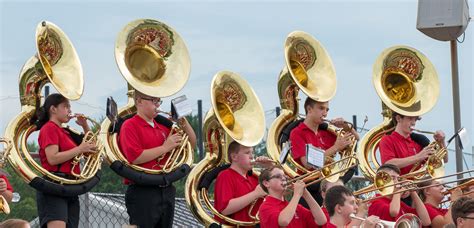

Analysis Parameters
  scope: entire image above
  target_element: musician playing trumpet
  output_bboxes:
[379,112,447,176]
[214,141,274,225]
[119,90,196,228]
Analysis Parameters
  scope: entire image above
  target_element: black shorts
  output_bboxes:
[36,191,80,228]
[125,184,176,228]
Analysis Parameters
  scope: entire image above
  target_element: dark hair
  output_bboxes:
[325,185,354,217]
[30,93,68,129]
[391,111,404,125]
[304,97,318,115]
[451,196,474,225]
[258,165,280,193]
[377,163,401,175]
[227,141,242,162]
[416,177,433,202]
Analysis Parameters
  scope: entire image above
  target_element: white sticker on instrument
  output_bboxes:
[306,144,325,168]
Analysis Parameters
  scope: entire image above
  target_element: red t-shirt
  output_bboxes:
[259,195,319,228]
[424,203,447,226]
[38,121,80,175]
[214,168,262,224]
[0,175,13,192]
[368,194,417,222]
[119,115,171,185]
[289,122,336,170]
[379,131,423,175]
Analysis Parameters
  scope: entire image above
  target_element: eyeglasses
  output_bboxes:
[269,174,288,181]
[462,216,474,220]
[141,97,163,105]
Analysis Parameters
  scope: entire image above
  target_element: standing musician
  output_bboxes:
[451,196,474,228]
[289,97,358,206]
[417,178,462,227]
[214,141,273,224]
[119,90,196,228]
[0,174,13,203]
[324,185,380,228]
[379,112,447,176]
[258,166,327,228]
[367,164,431,226]
[34,93,96,228]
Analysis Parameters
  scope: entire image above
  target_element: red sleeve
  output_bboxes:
[298,205,319,227]
[290,128,306,161]
[258,201,281,228]
[0,175,13,192]
[379,136,396,164]
[214,171,233,212]
[119,122,144,163]
[368,199,395,221]
[39,124,59,149]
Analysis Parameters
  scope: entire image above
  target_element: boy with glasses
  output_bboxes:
[451,196,474,228]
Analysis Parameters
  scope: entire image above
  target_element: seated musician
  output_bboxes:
[324,185,380,228]
[367,164,431,226]
[258,166,327,228]
[214,141,273,224]
[417,177,462,227]
[379,112,447,176]
[0,174,13,203]
[119,90,196,228]
[289,97,358,206]
[451,196,474,228]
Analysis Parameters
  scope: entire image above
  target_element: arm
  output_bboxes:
[279,180,305,226]
[132,133,181,164]
[221,185,266,215]
[179,117,197,149]
[411,192,431,226]
[389,193,402,217]
[45,141,95,166]
[385,145,434,169]
[302,189,327,225]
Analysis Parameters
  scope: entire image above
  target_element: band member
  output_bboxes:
[451,196,474,228]
[119,90,196,228]
[379,112,447,176]
[214,141,273,224]
[320,178,343,221]
[417,178,462,227]
[0,174,13,203]
[324,185,380,228]
[367,164,431,226]
[258,166,327,227]
[34,93,96,228]
[289,97,358,206]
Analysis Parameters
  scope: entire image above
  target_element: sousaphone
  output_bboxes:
[1,21,102,196]
[185,71,265,227]
[100,19,193,186]
[357,45,440,180]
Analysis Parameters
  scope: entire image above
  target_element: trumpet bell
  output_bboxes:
[115,19,191,98]
[373,46,439,116]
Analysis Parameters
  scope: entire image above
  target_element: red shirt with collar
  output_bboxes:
[379,131,423,175]
[214,168,262,223]
[119,115,171,184]
[368,194,417,222]
[0,175,13,192]
[38,121,80,175]
[290,122,336,170]
[424,203,447,225]
[258,195,319,228]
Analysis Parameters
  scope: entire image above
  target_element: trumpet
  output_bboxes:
[408,128,447,179]
[67,113,103,179]
[350,213,422,228]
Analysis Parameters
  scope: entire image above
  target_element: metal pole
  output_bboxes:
[198,100,204,160]
[450,40,463,179]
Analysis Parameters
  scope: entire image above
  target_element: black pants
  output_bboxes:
[125,184,176,228]
[36,191,80,228]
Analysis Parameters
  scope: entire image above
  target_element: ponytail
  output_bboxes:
[31,93,68,129]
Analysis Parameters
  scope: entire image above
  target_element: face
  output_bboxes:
[264,168,288,193]
[50,101,71,123]
[136,96,162,119]
[231,146,254,171]
[336,194,358,220]
[307,101,329,124]
[424,180,445,202]
[457,212,474,228]
[396,115,419,135]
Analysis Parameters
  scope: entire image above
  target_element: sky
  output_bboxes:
[1,0,473,174]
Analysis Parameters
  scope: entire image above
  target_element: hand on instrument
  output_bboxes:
[253,185,267,198]
[450,188,463,202]
[334,133,353,151]
[292,180,305,197]
[416,144,435,161]
[74,114,88,128]
[433,130,446,146]
[78,140,96,154]
[0,179,7,193]
[330,117,347,128]
[253,156,274,168]
[164,133,182,151]
[361,215,381,228]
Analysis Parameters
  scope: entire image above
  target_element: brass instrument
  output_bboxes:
[68,114,104,179]
[408,129,447,179]
[185,71,265,227]
[0,138,12,214]
[357,46,440,181]
[1,21,102,196]
[350,213,422,228]
[100,19,193,179]
[267,31,356,182]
